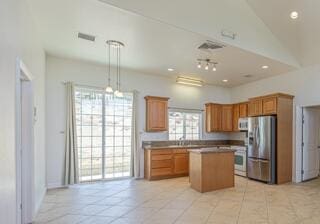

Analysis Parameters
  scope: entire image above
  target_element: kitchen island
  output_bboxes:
[189,148,236,193]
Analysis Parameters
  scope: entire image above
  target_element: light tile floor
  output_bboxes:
[34,176,320,224]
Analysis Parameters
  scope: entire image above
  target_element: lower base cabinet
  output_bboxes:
[174,154,189,174]
[144,149,189,180]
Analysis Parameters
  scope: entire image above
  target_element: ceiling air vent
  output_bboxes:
[78,32,96,42]
[198,40,225,51]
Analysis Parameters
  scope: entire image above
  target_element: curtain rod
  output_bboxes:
[168,106,204,112]
[61,81,140,94]
[61,81,104,90]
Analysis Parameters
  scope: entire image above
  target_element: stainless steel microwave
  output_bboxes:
[238,118,248,131]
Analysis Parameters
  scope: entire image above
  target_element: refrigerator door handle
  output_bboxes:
[256,125,260,149]
[253,126,257,149]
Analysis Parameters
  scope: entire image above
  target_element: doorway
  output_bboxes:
[15,59,34,224]
[299,106,320,182]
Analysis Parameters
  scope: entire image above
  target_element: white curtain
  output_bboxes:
[64,82,79,185]
[131,90,141,178]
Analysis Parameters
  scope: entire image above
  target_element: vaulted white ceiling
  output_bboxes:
[28,0,303,87]
[247,0,320,66]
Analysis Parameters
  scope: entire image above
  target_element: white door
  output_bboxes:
[302,108,320,181]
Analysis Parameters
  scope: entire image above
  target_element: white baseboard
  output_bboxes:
[47,182,65,189]
[33,186,46,219]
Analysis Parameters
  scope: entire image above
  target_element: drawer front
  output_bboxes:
[151,168,172,176]
[173,149,188,154]
[151,149,173,155]
[151,159,172,169]
[151,154,172,161]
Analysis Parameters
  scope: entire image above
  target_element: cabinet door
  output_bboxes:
[212,104,222,131]
[248,100,263,116]
[174,154,189,174]
[233,104,240,131]
[146,98,168,131]
[263,97,277,115]
[205,104,222,132]
[221,105,233,131]
[239,103,248,118]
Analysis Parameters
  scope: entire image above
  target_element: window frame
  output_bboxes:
[168,108,203,141]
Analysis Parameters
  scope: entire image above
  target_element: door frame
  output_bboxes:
[15,58,34,224]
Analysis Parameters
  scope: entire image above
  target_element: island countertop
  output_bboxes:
[188,148,236,154]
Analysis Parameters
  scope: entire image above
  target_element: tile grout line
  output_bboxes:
[235,179,248,224]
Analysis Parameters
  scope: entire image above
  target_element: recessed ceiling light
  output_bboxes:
[168,68,174,72]
[262,65,269,69]
[222,79,228,82]
[290,11,298,19]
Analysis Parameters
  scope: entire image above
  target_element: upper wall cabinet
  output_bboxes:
[262,97,277,115]
[248,99,263,117]
[239,102,248,118]
[248,93,293,117]
[205,103,233,132]
[205,103,222,132]
[145,96,169,132]
[221,105,233,132]
[233,104,240,131]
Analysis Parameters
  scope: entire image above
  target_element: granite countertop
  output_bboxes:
[188,148,237,154]
[143,144,243,150]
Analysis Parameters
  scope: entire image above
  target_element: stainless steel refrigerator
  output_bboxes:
[247,116,276,184]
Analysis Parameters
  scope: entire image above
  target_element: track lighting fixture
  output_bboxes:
[197,59,218,72]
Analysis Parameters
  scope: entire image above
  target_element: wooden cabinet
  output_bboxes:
[205,103,234,132]
[205,103,233,132]
[221,105,233,132]
[248,99,263,117]
[145,96,169,132]
[144,148,189,180]
[189,150,235,192]
[233,104,240,131]
[263,97,277,115]
[173,154,189,174]
[205,103,222,132]
[239,102,248,118]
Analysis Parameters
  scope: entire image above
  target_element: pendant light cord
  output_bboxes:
[108,43,111,86]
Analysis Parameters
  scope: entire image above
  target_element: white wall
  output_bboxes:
[231,63,320,182]
[0,0,46,223]
[231,64,320,106]
[45,56,232,187]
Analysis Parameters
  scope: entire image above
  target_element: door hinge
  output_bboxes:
[20,203,22,210]
[301,170,304,175]
[302,142,304,147]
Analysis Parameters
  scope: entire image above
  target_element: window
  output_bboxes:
[169,110,202,140]
[75,87,133,182]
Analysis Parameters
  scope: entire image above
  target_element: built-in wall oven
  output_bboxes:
[232,146,247,177]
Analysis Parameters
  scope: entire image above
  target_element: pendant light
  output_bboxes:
[105,41,113,93]
[106,40,125,97]
[114,43,123,97]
